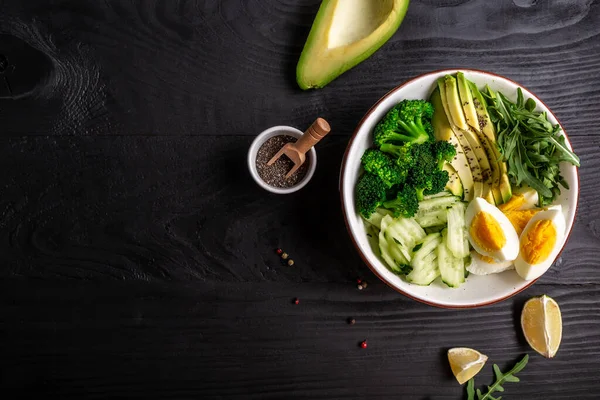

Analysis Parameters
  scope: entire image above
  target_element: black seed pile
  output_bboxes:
[255,135,310,188]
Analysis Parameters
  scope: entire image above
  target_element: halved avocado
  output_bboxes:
[296,0,410,89]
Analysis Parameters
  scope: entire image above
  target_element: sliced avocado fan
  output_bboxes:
[296,0,410,90]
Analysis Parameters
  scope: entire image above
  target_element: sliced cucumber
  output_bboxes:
[395,217,427,244]
[407,233,442,285]
[422,191,454,200]
[415,209,447,228]
[446,202,470,258]
[379,216,410,273]
[438,229,466,288]
[416,195,460,218]
[425,225,446,235]
[363,208,393,229]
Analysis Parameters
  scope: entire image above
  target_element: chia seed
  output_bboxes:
[256,135,310,188]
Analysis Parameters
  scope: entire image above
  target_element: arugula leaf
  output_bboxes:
[467,379,475,400]
[485,86,580,206]
[465,354,529,400]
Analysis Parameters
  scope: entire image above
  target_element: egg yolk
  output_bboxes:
[505,209,540,236]
[498,194,525,212]
[470,211,506,252]
[480,254,498,264]
[520,220,557,265]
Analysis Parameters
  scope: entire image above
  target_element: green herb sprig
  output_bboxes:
[466,354,529,400]
[484,86,580,206]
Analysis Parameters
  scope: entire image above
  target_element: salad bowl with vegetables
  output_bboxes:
[340,69,579,308]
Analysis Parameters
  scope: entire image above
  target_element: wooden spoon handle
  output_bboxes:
[293,118,331,155]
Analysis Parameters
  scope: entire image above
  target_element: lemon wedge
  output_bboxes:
[447,347,488,384]
[521,295,562,358]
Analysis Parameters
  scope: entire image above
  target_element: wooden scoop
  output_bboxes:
[267,118,331,178]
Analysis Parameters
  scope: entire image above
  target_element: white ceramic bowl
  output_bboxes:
[248,125,317,194]
[340,69,579,308]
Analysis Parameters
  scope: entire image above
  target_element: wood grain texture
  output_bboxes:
[0,0,598,137]
[0,134,597,284]
[0,0,599,399]
[2,281,600,399]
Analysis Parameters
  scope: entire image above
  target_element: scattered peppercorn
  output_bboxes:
[281,252,289,260]
[287,259,294,266]
[293,298,299,305]
[356,278,363,284]
[276,248,283,255]
[358,284,364,290]
[347,317,356,325]
[361,281,368,289]
[360,340,367,349]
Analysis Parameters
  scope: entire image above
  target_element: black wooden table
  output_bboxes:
[1,1,599,399]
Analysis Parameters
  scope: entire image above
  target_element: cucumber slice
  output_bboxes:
[422,191,454,200]
[438,230,466,288]
[425,225,446,235]
[382,216,412,257]
[446,202,470,258]
[363,208,392,229]
[416,195,459,218]
[415,209,447,228]
[407,233,442,285]
[379,216,410,273]
[395,217,427,244]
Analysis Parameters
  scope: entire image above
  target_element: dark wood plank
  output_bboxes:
[2,281,599,399]
[0,1,598,399]
[0,134,597,284]
[0,0,598,137]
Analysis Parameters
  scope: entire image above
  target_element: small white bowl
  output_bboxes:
[340,69,579,308]
[248,125,317,194]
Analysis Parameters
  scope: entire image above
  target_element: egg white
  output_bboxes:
[466,197,520,262]
[466,250,514,276]
[514,186,539,210]
[515,209,566,281]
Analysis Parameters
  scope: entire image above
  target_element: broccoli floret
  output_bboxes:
[382,185,419,218]
[431,140,457,169]
[356,173,387,219]
[361,149,406,188]
[403,142,439,200]
[424,170,450,195]
[373,100,434,147]
[379,143,415,169]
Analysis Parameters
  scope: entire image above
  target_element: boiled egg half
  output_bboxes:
[467,250,514,276]
[514,209,566,280]
[465,198,520,262]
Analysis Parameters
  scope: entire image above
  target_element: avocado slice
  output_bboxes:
[296,0,410,89]
[475,83,512,203]
[443,162,463,198]
[444,75,498,203]
[430,88,473,201]
[440,77,488,199]
[457,73,502,205]
[457,72,480,132]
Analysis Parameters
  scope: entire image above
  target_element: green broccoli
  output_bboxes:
[379,143,415,169]
[361,149,406,188]
[424,170,450,195]
[356,173,387,219]
[382,185,419,218]
[373,100,434,147]
[404,142,450,200]
[431,140,457,169]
